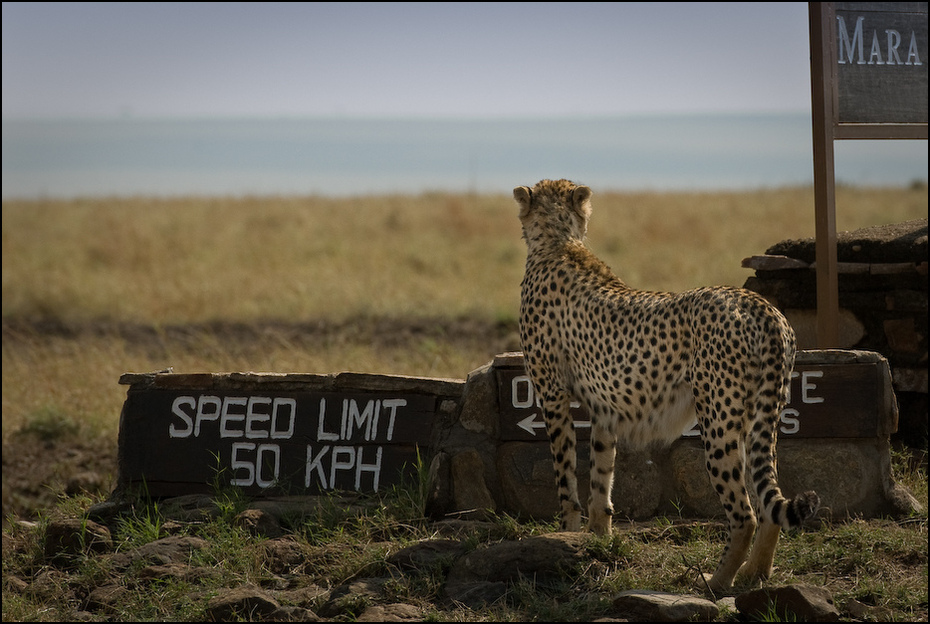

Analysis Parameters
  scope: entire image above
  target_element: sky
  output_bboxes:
[2,2,815,119]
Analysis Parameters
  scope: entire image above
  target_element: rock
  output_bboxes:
[274,583,328,607]
[444,533,587,607]
[264,605,320,621]
[43,518,112,565]
[735,583,839,621]
[108,535,207,569]
[84,583,129,615]
[450,449,496,516]
[445,580,509,608]
[424,451,454,517]
[317,578,387,618]
[386,538,465,571]
[262,537,307,574]
[764,219,927,264]
[612,589,719,622]
[842,597,894,621]
[136,562,219,584]
[205,585,281,621]
[157,494,221,522]
[356,603,423,621]
[85,499,130,523]
[235,507,283,538]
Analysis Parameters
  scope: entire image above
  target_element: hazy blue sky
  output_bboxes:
[2,2,814,119]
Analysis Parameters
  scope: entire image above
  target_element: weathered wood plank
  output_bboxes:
[495,352,890,442]
[117,380,448,497]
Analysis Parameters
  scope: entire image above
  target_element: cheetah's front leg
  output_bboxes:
[542,393,583,531]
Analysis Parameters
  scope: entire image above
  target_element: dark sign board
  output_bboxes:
[496,361,886,442]
[118,388,436,497]
[835,2,928,124]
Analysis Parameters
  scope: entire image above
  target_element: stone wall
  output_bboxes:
[741,218,927,447]
[426,350,921,523]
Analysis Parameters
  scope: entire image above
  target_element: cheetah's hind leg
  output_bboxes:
[736,517,781,586]
[586,416,615,535]
[542,393,583,531]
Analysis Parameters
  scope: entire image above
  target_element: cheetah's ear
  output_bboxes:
[513,186,532,219]
[571,185,592,222]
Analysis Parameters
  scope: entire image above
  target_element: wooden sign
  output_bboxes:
[116,372,457,497]
[835,2,928,125]
[809,2,927,348]
[495,356,891,442]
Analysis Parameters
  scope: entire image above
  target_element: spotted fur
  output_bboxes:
[515,179,819,592]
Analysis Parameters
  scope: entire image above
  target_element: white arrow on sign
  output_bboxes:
[517,412,592,436]
[516,413,702,438]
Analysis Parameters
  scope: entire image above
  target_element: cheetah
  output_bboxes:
[514,179,819,593]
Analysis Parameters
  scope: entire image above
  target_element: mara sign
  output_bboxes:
[835,2,928,124]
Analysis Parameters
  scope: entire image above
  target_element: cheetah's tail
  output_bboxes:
[770,490,821,529]
[754,316,820,530]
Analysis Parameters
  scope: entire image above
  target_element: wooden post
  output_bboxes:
[810,2,840,348]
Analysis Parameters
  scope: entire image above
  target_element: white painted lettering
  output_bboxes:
[838,15,866,64]
[837,15,922,69]
[254,443,280,488]
[869,30,885,64]
[245,396,271,439]
[230,442,255,486]
[305,444,330,488]
[229,442,280,488]
[886,29,903,65]
[330,445,356,487]
[220,396,247,438]
[316,398,339,441]
[270,398,296,439]
[779,408,801,435]
[340,399,349,439]
[194,395,222,437]
[510,374,579,410]
[169,396,195,438]
[906,31,922,65]
[381,399,407,441]
[512,375,535,408]
[355,446,382,491]
[370,399,382,440]
[347,399,376,441]
[801,371,825,404]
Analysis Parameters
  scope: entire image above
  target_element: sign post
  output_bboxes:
[808,2,927,347]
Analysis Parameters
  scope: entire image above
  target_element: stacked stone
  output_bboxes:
[742,218,927,447]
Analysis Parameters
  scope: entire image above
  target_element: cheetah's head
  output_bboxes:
[513,179,592,247]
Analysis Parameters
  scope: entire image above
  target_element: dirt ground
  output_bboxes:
[2,429,118,525]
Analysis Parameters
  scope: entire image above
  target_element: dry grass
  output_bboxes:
[2,184,926,439]
[4,186,925,325]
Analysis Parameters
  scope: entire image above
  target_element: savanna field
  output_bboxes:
[2,185,928,621]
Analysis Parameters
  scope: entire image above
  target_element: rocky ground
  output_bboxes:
[4,424,925,621]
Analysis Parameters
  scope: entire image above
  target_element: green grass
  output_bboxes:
[2,449,926,622]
